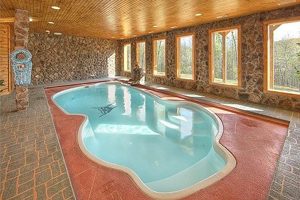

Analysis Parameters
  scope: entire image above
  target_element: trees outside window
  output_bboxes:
[210,27,241,86]
[136,41,146,73]
[124,44,131,72]
[265,19,300,95]
[153,39,166,76]
[176,34,194,80]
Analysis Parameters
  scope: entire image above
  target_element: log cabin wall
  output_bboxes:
[117,5,300,111]
[0,24,11,95]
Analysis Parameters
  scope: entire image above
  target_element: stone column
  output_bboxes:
[14,9,30,110]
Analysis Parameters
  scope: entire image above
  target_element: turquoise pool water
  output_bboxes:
[53,82,227,194]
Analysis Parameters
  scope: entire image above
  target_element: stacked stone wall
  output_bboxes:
[28,33,118,85]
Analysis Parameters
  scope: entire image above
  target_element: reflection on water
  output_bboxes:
[92,84,214,147]
[108,84,116,104]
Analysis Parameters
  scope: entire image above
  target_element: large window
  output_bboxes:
[123,43,131,72]
[176,34,195,80]
[265,18,300,95]
[153,38,166,76]
[136,41,146,73]
[209,27,241,86]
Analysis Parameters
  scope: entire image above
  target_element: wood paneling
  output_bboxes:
[0,24,11,95]
[0,0,299,39]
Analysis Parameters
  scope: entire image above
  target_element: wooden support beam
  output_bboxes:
[0,17,15,23]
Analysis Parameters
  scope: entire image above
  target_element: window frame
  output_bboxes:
[263,17,300,97]
[123,43,131,72]
[176,33,195,81]
[209,25,242,88]
[152,37,166,76]
[136,40,146,72]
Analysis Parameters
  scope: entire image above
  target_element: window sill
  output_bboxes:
[210,82,241,89]
[153,74,165,77]
[265,89,300,98]
[176,77,195,82]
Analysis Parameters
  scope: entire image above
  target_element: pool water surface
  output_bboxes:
[52,82,235,199]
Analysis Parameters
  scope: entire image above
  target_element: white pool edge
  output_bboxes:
[51,81,236,200]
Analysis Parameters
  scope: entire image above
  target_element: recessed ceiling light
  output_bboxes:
[46,30,50,33]
[48,21,54,24]
[29,17,33,22]
[153,25,157,28]
[51,6,60,10]
[195,13,202,16]
[54,32,62,35]
[277,1,295,6]
[216,15,228,19]
[170,26,177,29]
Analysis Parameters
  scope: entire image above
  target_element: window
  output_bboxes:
[153,38,166,76]
[136,41,146,73]
[265,18,300,95]
[123,43,131,72]
[209,27,241,86]
[176,34,195,80]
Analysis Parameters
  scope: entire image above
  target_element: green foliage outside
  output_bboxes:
[137,42,146,72]
[274,38,300,92]
[156,40,165,73]
[0,80,4,93]
[124,45,131,71]
[179,36,193,79]
[213,30,238,84]
[297,42,300,79]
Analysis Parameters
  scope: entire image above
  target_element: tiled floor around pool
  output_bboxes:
[1,78,299,200]
[45,81,289,200]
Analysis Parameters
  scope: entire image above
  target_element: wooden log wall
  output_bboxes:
[0,24,11,95]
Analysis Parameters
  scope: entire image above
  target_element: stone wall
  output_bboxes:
[28,33,118,85]
[117,5,300,111]
[14,9,30,110]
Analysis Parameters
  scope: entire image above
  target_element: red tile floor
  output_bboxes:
[45,81,289,200]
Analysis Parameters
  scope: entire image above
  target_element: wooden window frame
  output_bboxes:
[152,37,166,76]
[263,16,300,97]
[176,33,195,81]
[209,26,242,88]
[123,43,131,72]
[136,40,146,72]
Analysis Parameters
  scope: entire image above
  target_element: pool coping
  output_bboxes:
[50,81,237,200]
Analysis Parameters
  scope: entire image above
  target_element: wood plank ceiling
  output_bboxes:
[0,0,299,39]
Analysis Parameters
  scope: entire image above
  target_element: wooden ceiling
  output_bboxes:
[0,0,299,39]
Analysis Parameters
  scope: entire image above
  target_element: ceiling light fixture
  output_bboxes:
[46,30,50,34]
[195,13,202,16]
[29,17,33,22]
[54,32,62,35]
[51,6,60,10]
[48,21,54,24]
[170,26,177,29]
[153,25,157,28]
[216,15,228,19]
